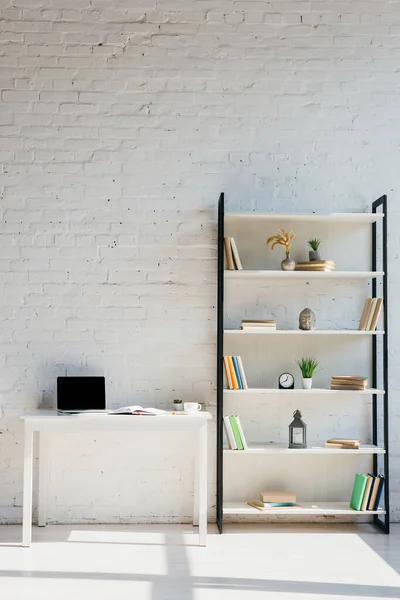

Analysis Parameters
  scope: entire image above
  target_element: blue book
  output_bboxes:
[374,476,385,510]
[232,356,243,389]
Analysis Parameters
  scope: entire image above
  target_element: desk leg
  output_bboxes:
[197,422,207,547]
[193,445,199,527]
[38,432,47,527]
[22,426,34,547]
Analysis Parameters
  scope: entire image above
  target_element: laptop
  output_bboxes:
[57,376,107,414]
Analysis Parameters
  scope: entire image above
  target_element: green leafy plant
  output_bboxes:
[296,357,320,379]
[173,398,182,404]
[308,238,321,251]
[266,229,295,256]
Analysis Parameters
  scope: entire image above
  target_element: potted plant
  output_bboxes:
[296,357,320,389]
[266,229,296,271]
[308,238,321,261]
[173,398,183,411]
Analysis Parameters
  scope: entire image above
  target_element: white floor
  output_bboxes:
[0,523,399,600]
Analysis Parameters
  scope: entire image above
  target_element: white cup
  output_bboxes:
[184,402,202,413]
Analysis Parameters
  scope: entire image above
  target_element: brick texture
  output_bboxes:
[0,0,399,523]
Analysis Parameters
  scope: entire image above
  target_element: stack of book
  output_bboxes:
[224,237,242,270]
[295,260,335,272]
[358,298,383,331]
[350,473,385,511]
[330,376,368,391]
[247,491,299,511]
[241,319,276,332]
[224,415,247,450]
[223,356,248,390]
[325,437,361,450]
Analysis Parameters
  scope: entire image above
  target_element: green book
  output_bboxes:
[350,473,368,510]
[229,416,244,450]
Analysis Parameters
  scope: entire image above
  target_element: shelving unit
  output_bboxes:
[216,194,389,534]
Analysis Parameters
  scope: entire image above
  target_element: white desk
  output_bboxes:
[21,411,211,547]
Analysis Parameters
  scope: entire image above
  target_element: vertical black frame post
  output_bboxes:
[372,195,389,534]
[217,193,224,533]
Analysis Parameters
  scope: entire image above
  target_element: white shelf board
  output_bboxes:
[223,444,385,455]
[224,388,384,395]
[224,329,384,336]
[225,270,384,280]
[225,212,384,223]
[223,501,385,516]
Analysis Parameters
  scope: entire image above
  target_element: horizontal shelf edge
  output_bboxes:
[223,501,385,516]
[224,330,384,335]
[225,270,384,279]
[223,444,385,455]
[225,213,384,223]
[223,388,385,395]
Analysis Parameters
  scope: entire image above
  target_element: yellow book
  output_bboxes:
[365,298,378,331]
[358,298,372,331]
[227,356,239,390]
[224,237,234,270]
[369,298,383,331]
[230,237,243,270]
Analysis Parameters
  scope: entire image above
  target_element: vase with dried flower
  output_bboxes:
[266,229,296,271]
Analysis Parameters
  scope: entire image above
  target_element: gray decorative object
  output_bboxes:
[281,254,296,271]
[299,308,316,330]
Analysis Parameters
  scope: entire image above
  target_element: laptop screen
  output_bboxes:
[57,376,106,411]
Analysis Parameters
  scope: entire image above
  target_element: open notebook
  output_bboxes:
[109,406,166,416]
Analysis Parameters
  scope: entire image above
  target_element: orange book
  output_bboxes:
[227,356,239,390]
[223,356,233,389]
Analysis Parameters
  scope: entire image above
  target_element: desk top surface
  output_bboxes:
[21,410,212,421]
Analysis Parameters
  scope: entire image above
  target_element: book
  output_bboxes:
[232,356,243,389]
[236,356,248,390]
[223,416,237,450]
[235,414,248,450]
[373,476,385,510]
[260,491,296,503]
[247,501,300,511]
[359,298,373,331]
[327,438,361,445]
[251,500,295,508]
[240,327,277,332]
[365,298,378,331]
[361,475,374,510]
[230,237,243,270]
[369,298,383,331]
[325,442,360,449]
[109,406,166,416]
[367,474,381,510]
[229,415,244,450]
[224,237,234,270]
[350,473,368,510]
[227,356,239,390]
[223,356,233,389]
[241,320,275,326]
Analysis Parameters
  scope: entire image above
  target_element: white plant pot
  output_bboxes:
[302,378,312,389]
[173,403,183,411]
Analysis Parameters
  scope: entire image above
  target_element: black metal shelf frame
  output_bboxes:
[216,194,389,534]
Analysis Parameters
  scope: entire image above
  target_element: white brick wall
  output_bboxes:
[0,0,399,523]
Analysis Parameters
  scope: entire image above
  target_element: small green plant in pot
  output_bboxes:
[173,398,183,411]
[296,357,320,389]
[308,238,321,261]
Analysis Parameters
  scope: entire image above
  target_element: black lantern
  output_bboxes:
[289,410,307,449]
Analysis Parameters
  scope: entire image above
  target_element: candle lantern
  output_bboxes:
[289,409,307,449]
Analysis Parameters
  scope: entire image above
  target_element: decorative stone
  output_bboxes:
[299,308,316,330]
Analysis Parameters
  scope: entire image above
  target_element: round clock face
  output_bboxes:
[279,373,294,388]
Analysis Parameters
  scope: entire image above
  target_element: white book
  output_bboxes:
[237,356,248,389]
[223,415,237,449]
[235,415,248,450]
[230,237,243,270]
